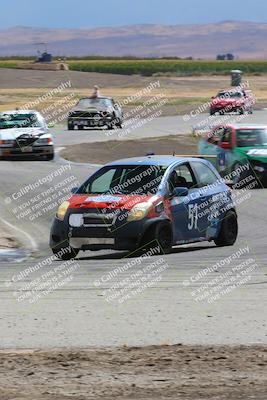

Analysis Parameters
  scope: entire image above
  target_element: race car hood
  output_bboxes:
[0,127,46,141]
[237,146,267,163]
[68,194,159,210]
[212,97,243,106]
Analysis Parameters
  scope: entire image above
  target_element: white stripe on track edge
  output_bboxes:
[0,217,38,252]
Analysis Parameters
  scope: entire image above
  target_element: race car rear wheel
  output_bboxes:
[142,222,173,254]
[78,125,84,130]
[214,210,238,247]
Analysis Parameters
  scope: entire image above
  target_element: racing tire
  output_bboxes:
[52,244,79,260]
[68,122,74,130]
[239,108,244,115]
[78,125,84,130]
[141,222,173,254]
[214,210,238,247]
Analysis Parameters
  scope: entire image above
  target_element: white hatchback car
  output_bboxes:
[0,110,54,160]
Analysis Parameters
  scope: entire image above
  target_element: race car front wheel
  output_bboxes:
[141,222,173,254]
[68,122,74,130]
[214,210,238,247]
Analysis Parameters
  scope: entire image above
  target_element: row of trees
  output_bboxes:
[216,53,235,60]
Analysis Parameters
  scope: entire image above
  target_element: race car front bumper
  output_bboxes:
[211,105,243,114]
[50,209,167,252]
[68,117,113,128]
[0,145,54,158]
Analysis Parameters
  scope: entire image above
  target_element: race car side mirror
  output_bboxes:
[172,187,189,197]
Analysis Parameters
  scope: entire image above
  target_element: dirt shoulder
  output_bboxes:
[0,225,19,249]
[0,344,266,400]
[61,134,198,164]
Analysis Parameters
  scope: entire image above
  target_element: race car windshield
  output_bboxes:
[236,129,267,147]
[0,113,41,129]
[77,98,112,108]
[218,92,243,98]
[77,165,166,195]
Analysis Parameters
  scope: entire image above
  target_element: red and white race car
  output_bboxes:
[210,89,255,115]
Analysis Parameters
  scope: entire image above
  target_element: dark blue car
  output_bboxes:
[50,155,238,259]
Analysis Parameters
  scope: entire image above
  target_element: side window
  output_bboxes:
[192,162,219,188]
[168,163,197,192]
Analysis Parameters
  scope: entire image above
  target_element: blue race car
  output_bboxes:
[50,155,238,259]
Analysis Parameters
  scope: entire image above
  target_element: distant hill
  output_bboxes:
[0,21,267,58]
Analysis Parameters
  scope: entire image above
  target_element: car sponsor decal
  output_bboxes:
[84,195,122,203]
[247,149,267,157]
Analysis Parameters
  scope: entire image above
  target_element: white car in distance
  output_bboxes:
[0,110,54,160]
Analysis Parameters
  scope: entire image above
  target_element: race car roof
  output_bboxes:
[105,155,205,167]
[212,123,267,130]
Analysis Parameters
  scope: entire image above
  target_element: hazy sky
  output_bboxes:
[1,0,267,29]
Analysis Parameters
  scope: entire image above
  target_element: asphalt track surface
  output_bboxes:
[0,112,267,349]
[53,110,267,146]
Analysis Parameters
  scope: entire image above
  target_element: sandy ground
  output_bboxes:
[61,134,198,164]
[0,226,18,249]
[0,345,266,400]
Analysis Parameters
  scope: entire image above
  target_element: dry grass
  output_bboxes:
[1,72,267,115]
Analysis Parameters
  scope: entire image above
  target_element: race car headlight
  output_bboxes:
[69,213,84,227]
[56,201,70,220]
[127,202,151,222]
[0,139,15,146]
[34,137,53,145]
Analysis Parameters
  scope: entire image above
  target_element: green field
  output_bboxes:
[0,60,19,69]
[68,60,267,76]
[1,58,267,76]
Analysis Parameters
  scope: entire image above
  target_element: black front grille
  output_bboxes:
[14,134,39,148]
[70,111,100,119]
[83,215,114,226]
